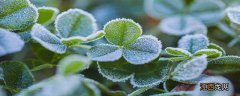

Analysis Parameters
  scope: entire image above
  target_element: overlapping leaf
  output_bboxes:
[37,7,59,25]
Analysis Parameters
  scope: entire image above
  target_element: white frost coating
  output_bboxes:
[165,47,192,57]
[37,6,59,25]
[194,49,222,58]
[226,6,240,25]
[31,24,67,54]
[160,16,207,36]
[194,76,234,96]
[87,44,123,62]
[0,28,24,56]
[178,34,209,53]
[55,8,97,38]
[172,55,207,81]
[123,35,162,64]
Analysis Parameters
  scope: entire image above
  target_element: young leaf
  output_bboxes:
[194,49,222,58]
[85,30,105,42]
[104,18,142,46]
[0,28,24,56]
[178,34,209,53]
[226,6,240,25]
[144,0,184,19]
[57,54,92,76]
[123,35,162,64]
[31,24,67,54]
[208,43,226,56]
[98,58,172,87]
[165,47,192,57]
[55,9,97,38]
[208,56,240,74]
[37,7,59,25]
[0,61,34,90]
[171,55,207,81]
[194,76,233,96]
[189,0,225,26]
[160,16,207,36]
[0,0,38,30]
[87,44,123,62]
[61,36,87,46]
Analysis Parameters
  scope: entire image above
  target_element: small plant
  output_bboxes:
[0,0,240,96]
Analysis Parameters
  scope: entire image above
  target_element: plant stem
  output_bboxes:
[128,86,153,96]
[163,81,169,92]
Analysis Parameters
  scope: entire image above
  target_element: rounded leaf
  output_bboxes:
[178,34,209,53]
[165,47,192,57]
[55,9,97,38]
[144,0,184,19]
[208,43,226,56]
[194,49,222,58]
[0,0,38,30]
[37,7,59,25]
[160,16,207,36]
[61,36,87,46]
[171,55,208,81]
[123,35,162,64]
[104,18,142,46]
[87,44,123,62]
[0,28,24,56]
[189,0,225,26]
[226,6,240,25]
[98,58,172,87]
[31,24,67,54]
[57,54,92,76]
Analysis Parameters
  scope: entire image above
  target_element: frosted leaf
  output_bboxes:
[104,18,142,46]
[55,9,97,38]
[31,24,67,54]
[37,6,59,25]
[160,16,207,36]
[226,6,240,25]
[0,61,34,89]
[171,55,207,81]
[18,30,32,42]
[208,56,240,74]
[165,47,192,57]
[85,30,105,42]
[0,28,24,56]
[194,76,234,96]
[176,74,208,84]
[123,35,162,64]
[189,0,225,26]
[151,91,195,96]
[144,0,184,19]
[178,34,209,53]
[61,36,87,46]
[57,54,92,76]
[194,49,222,58]
[208,43,226,56]
[0,0,38,30]
[98,58,171,87]
[87,44,122,62]
[18,75,101,96]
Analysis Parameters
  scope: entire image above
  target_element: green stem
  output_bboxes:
[128,86,153,96]
[163,81,169,92]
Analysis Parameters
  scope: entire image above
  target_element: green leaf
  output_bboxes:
[165,47,192,57]
[189,0,225,26]
[176,74,208,84]
[98,58,172,87]
[55,9,97,38]
[144,0,184,19]
[194,76,233,96]
[61,36,87,46]
[0,61,34,90]
[87,44,123,62]
[160,16,207,36]
[31,24,67,54]
[171,55,207,81]
[208,56,240,74]
[85,30,105,42]
[17,75,101,96]
[178,34,209,53]
[37,6,59,25]
[104,18,142,46]
[194,49,222,58]
[123,35,162,64]
[0,0,38,30]
[57,54,91,76]
[0,28,24,56]
[208,43,226,56]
